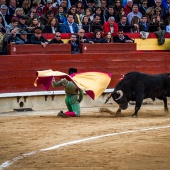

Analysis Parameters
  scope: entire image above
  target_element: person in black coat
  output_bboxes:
[30,27,49,47]
[113,29,134,43]
[48,32,64,44]
[91,30,107,43]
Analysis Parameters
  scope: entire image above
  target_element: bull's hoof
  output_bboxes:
[164,107,169,112]
[132,114,138,118]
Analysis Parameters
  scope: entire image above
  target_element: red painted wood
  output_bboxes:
[0,53,169,93]
[7,44,71,55]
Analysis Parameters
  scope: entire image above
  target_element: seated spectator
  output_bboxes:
[130,16,140,32]
[22,0,31,15]
[25,7,39,26]
[105,5,118,22]
[19,29,30,44]
[76,28,91,43]
[91,30,108,43]
[114,0,124,21]
[139,15,149,32]
[103,16,118,33]
[164,7,170,22]
[124,0,133,16]
[55,5,67,28]
[117,6,126,22]
[30,27,49,47]
[139,0,148,15]
[68,33,81,54]
[118,15,134,32]
[80,7,94,22]
[17,15,30,33]
[27,17,44,33]
[0,15,6,33]
[75,1,85,17]
[13,8,24,20]
[81,15,91,33]
[43,17,58,33]
[165,16,170,33]
[39,10,55,26]
[127,4,142,24]
[103,32,114,43]
[60,13,79,33]
[42,0,57,15]
[90,14,103,32]
[149,15,165,32]
[0,5,11,27]
[6,17,19,34]
[94,7,105,25]
[5,28,24,45]
[164,0,170,14]
[113,29,134,43]
[68,5,81,25]
[154,0,166,20]
[48,32,64,44]
[145,7,155,23]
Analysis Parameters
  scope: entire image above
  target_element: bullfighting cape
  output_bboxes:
[34,69,111,100]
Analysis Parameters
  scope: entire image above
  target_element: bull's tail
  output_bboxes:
[105,93,112,104]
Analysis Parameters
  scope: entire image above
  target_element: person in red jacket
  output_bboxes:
[42,0,57,15]
[103,16,118,33]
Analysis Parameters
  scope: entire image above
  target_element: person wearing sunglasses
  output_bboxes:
[42,0,57,15]
[113,29,134,43]
[48,32,64,44]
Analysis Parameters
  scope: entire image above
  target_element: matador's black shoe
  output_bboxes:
[57,111,68,118]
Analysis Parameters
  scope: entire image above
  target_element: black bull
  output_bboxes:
[105,72,170,117]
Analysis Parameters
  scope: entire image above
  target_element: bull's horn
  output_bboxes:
[115,90,123,100]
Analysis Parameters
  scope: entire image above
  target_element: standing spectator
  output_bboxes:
[82,15,91,32]
[43,17,58,33]
[91,30,107,43]
[103,31,113,43]
[43,0,57,15]
[48,32,64,44]
[127,4,142,24]
[113,29,134,43]
[139,0,148,15]
[103,16,118,33]
[68,33,81,54]
[0,5,11,27]
[60,13,79,33]
[90,14,103,32]
[30,27,49,47]
[124,0,133,16]
[19,29,30,44]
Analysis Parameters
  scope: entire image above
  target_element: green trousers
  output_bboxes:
[65,94,80,115]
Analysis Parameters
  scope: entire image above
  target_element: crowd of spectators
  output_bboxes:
[0,0,170,54]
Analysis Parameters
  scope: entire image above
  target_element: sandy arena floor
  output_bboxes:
[0,104,170,170]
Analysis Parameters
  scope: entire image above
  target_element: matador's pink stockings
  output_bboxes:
[64,111,76,117]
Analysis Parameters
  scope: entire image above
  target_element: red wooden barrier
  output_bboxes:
[7,44,71,55]
[80,43,136,53]
[0,52,169,93]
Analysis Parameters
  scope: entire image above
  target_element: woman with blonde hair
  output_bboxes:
[22,0,31,14]
[13,8,24,19]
